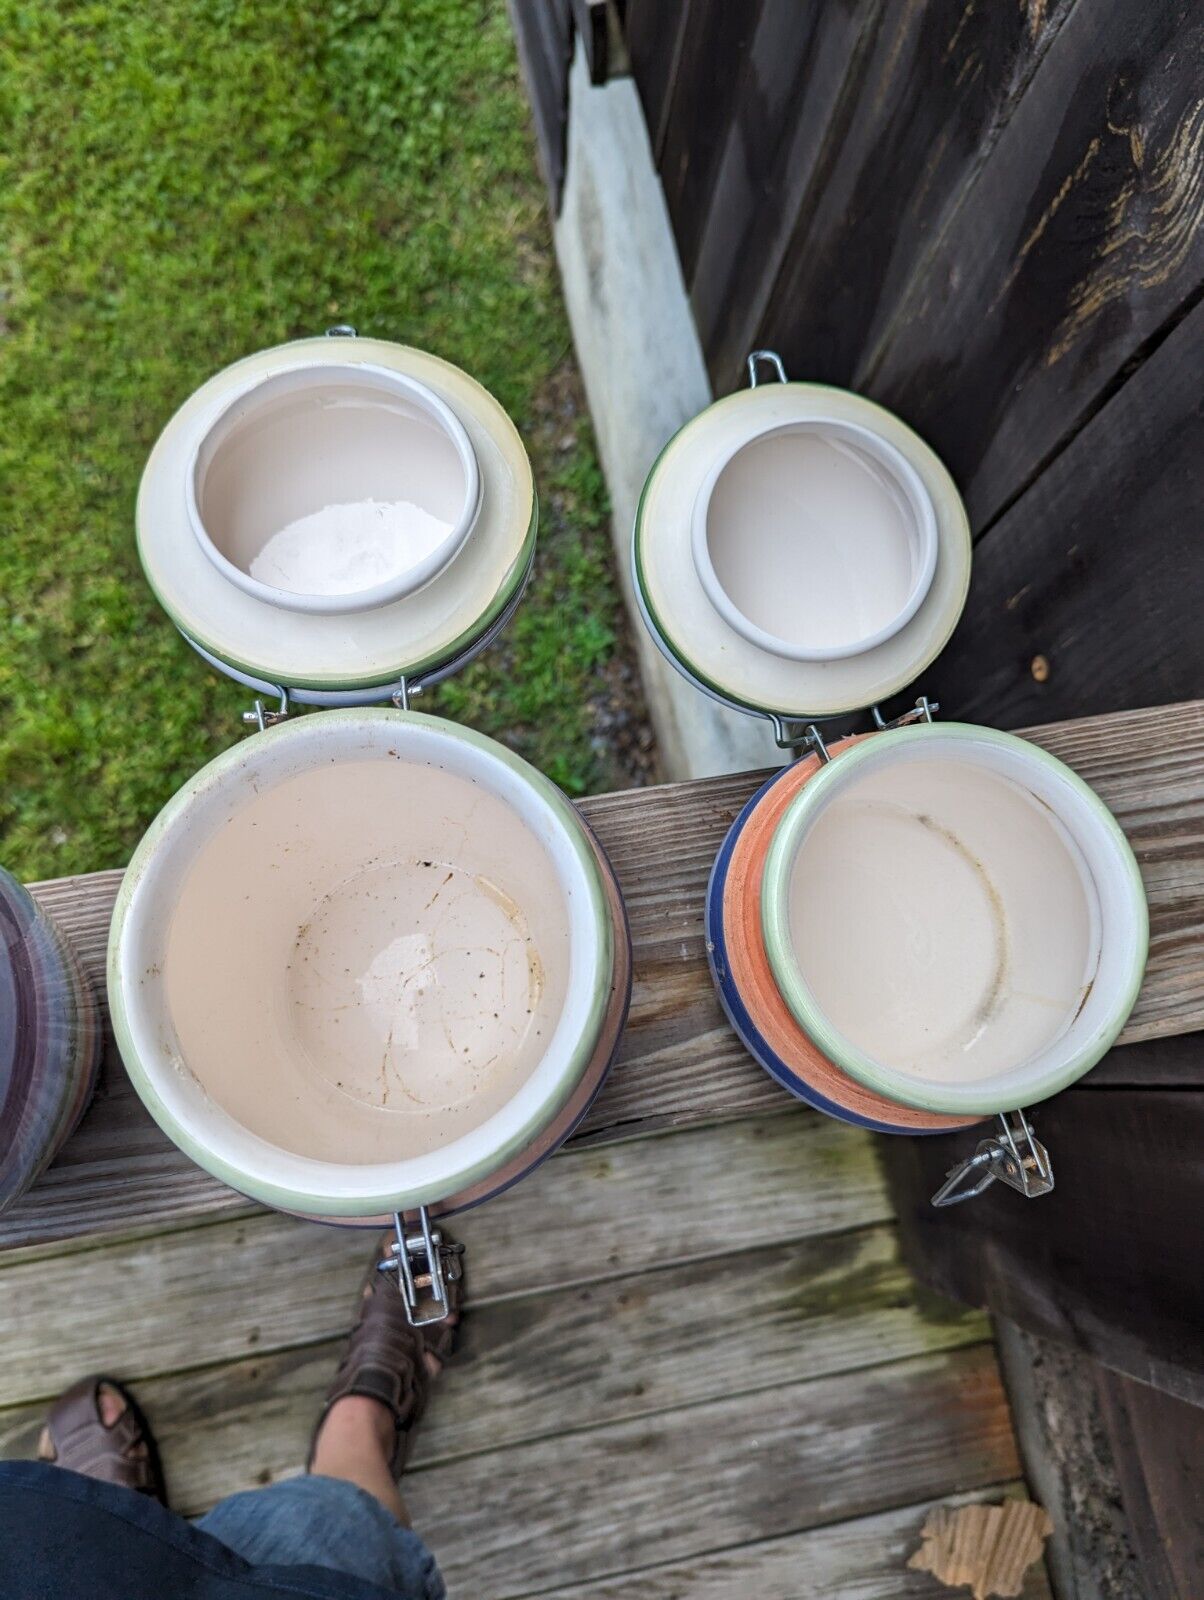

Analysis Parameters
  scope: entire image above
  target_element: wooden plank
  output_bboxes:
[655,0,765,283]
[532,1486,1050,1600]
[0,1113,892,1394]
[403,1345,1018,1598]
[1098,1369,1204,1598]
[0,1221,989,1478]
[747,0,1072,398]
[625,0,692,163]
[4,696,1203,1252]
[1080,1032,1203,1090]
[921,299,1204,734]
[690,0,881,384]
[0,1342,1017,1552]
[507,0,574,203]
[887,1090,1204,1401]
[858,0,1204,532]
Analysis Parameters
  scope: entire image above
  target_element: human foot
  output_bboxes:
[36,1376,166,1501]
[309,1229,463,1481]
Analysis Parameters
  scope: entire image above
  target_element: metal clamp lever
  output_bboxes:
[769,697,939,758]
[377,1208,465,1327]
[747,349,788,387]
[931,1111,1054,1207]
[241,686,291,732]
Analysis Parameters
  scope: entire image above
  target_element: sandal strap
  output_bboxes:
[43,1377,165,1500]
[310,1232,463,1477]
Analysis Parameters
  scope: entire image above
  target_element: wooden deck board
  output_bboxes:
[530,1487,1051,1600]
[0,1223,989,1498]
[1,1344,1019,1570]
[0,1114,893,1406]
[403,1345,1019,1598]
[5,696,1204,1252]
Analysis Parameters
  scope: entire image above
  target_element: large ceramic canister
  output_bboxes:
[1,870,102,1215]
[108,711,629,1312]
[138,331,538,705]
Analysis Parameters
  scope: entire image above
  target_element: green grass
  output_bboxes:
[0,0,627,880]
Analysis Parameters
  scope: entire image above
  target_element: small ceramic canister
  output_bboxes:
[1,869,102,1216]
[638,351,1149,1206]
[139,328,538,708]
[115,332,630,1322]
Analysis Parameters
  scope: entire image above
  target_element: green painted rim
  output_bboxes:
[107,708,614,1214]
[631,383,971,720]
[143,497,538,693]
[760,722,1149,1115]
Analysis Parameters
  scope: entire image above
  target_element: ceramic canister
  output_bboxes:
[119,334,629,1314]
[138,332,538,705]
[639,351,1148,1198]
[633,350,971,729]
[759,723,1148,1119]
[1,869,102,1215]
[109,711,625,1225]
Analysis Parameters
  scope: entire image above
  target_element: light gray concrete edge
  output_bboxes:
[552,42,781,783]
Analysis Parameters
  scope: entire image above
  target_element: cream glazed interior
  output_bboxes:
[189,364,481,612]
[165,757,568,1162]
[763,725,1149,1115]
[111,711,612,1212]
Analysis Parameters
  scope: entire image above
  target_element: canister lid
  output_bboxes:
[138,337,536,698]
[633,357,971,723]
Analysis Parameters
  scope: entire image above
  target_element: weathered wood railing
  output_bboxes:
[4,699,1203,1396]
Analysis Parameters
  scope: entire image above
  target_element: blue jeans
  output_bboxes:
[0,1459,445,1599]
[198,1475,445,1598]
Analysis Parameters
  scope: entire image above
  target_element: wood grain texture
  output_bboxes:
[0,1222,988,1472]
[859,0,1204,532]
[3,697,1203,1251]
[887,1089,1204,1400]
[655,0,765,282]
[0,1343,1015,1550]
[689,0,881,383]
[1098,1369,1204,1598]
[922,299,1204,732]
[0,1114,893,1401]
[403,1345,1018,1598]
[747,0,1072,398]
[506,0,575,203]
[625,0,692,163]
[531,1487,1050,1600]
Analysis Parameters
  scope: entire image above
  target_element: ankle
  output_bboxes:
[312,1394,395,1471]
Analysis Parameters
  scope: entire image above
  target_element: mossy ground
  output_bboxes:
[0,0,649,880]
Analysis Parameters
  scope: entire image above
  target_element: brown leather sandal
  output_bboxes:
[308,1229,464,1478]
[38,1375,167,1502]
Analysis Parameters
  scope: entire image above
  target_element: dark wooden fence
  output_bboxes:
[627,0,1204,735]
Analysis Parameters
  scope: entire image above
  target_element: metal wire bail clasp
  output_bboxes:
[747,349,788,388]
[378,1208,464,1326]
[241,686,291,732]
[931,1111,1055,1207]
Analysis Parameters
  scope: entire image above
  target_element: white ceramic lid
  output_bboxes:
[187,363,483,616]
[138,337,536,693]
[634,382,971,720]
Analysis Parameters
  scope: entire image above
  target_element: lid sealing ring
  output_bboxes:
[931,1111,1055,1207]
